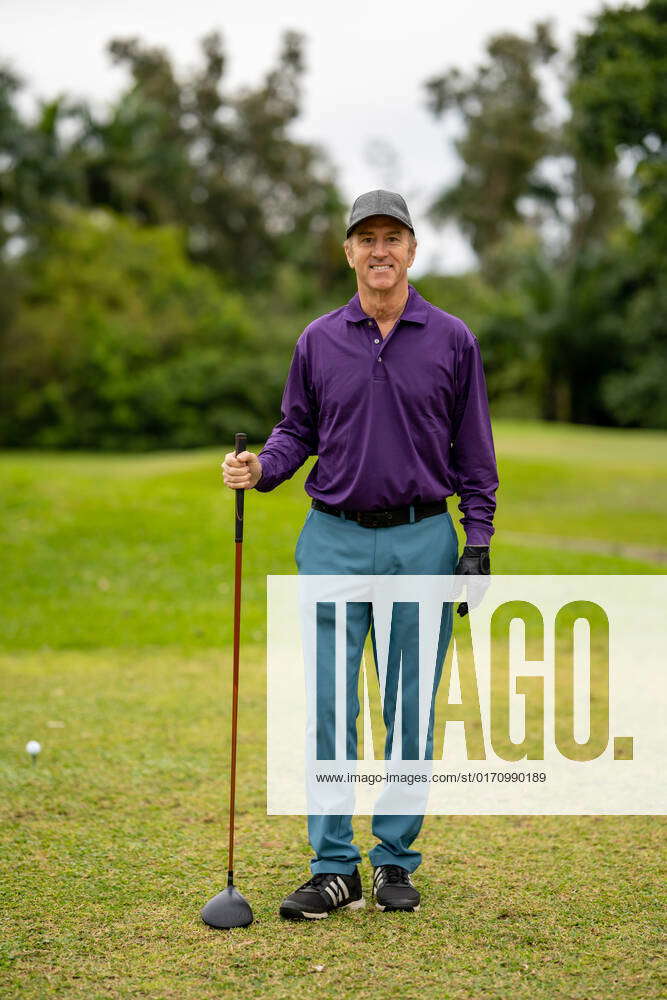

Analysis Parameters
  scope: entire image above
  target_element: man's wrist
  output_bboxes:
[254,454,273,492]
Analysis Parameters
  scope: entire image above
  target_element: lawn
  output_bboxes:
[1,420,666,999]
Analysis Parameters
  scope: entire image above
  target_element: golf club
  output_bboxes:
[201,432,254,930]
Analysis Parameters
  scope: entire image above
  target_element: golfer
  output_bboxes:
[222,190,498,919]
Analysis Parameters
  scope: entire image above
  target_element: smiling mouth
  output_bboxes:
[370,265,392,271]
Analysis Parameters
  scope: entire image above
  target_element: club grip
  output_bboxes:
[234,433,247,542]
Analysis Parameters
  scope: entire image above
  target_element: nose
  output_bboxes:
[371,240,388,257]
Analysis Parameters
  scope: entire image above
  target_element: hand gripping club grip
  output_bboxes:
[234,433,247,542]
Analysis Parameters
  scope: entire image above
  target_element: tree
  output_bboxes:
[422,4,666,428]
[70,30,348,292]
[0,63,86,254]
[569,0,667,427]
[0,31,349,294]
[0,206,282,449]
[424,23,560,268]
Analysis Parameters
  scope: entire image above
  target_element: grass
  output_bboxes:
[1,419,666,999]
[2,421,666,650]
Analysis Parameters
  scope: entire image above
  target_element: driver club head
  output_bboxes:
[201,885,254,930]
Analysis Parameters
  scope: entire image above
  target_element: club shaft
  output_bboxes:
[227,539,242,877]
[227,432,246,881]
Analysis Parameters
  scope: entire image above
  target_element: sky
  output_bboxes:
[2,0,614,274]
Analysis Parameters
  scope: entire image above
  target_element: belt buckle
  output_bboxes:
[364,510,394,528]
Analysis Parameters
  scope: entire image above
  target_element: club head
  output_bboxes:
[201,885,254,929]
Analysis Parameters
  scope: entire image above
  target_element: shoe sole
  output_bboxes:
[375,902,420,912]
[280,897,366,921]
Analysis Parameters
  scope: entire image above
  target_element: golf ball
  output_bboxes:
[26,740,41,756]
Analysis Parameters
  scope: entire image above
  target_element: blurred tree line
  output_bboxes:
[0,31,349,447]
[0,2,665,448]
[423,0,666,427]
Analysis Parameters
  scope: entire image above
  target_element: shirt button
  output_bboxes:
[367,321,372,327]
[377,357,383,363]
[374,338,380,344]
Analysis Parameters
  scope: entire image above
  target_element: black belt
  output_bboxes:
[311,498,447,529]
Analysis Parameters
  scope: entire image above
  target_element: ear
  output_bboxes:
[407,240,417,267]
[343,241,355,269]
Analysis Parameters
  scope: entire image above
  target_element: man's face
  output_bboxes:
[344,216,416,294]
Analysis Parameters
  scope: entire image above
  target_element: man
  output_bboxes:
[222,190,498,920]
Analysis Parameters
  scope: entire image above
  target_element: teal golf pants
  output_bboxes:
[295,506,459,875]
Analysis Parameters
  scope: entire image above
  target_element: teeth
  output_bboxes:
[371,265,391,270]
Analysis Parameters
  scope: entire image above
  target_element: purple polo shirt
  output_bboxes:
[255,284,498,545]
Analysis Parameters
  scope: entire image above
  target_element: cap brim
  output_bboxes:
[346,214,415,238]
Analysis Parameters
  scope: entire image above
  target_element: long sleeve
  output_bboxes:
[450,328,498,545]
[255,336,318,492]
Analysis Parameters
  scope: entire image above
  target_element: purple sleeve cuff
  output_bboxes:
[464,524,494,547]
[254,454,277,492]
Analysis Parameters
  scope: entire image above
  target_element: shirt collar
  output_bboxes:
[342,284,428,326]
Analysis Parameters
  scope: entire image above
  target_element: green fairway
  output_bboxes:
[2,420,666,650]
[2,420,666,999]
[2,650,664,1000]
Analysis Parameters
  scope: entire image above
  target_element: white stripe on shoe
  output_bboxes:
[337,876,350,900]
[324,885,338,904]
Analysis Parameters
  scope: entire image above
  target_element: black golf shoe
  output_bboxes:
[373,864,420,912]
[279,868,365,920]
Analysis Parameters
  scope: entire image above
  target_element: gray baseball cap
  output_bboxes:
[346,189,415,238]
